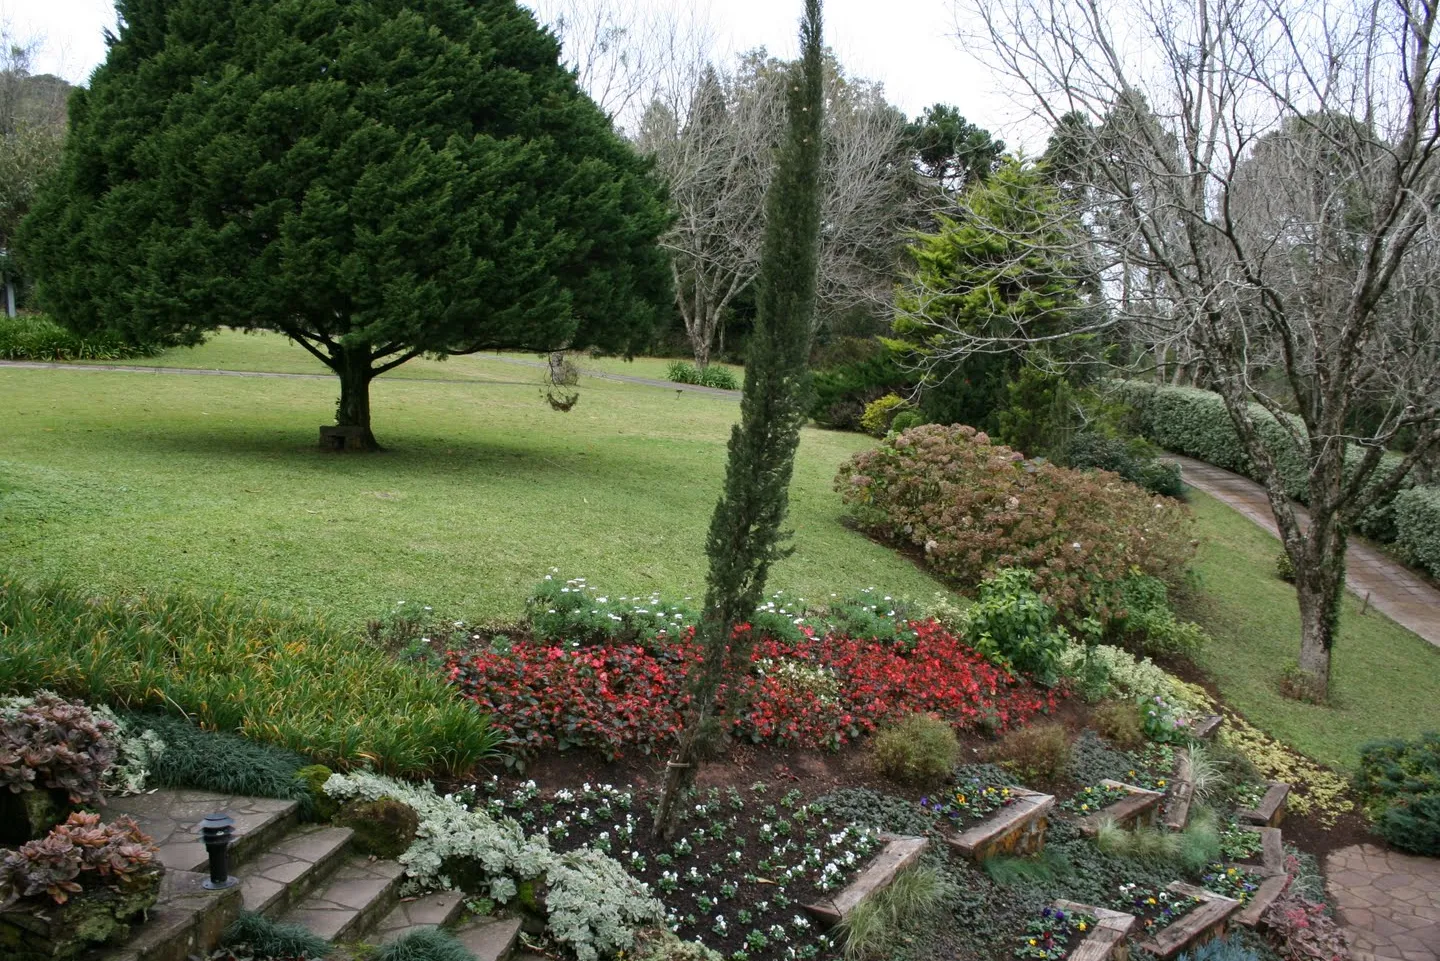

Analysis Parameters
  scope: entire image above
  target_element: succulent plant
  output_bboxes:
[0,693,118,805]
[0,811,159,905]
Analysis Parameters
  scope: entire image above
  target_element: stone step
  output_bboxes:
[107,789,302,875]
[371,890,469,944]
[235,824,355,917]
[453,917,523,961]
[276,854,405,943]
[98,870,243,961]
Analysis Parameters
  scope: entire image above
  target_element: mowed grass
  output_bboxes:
[0,333,940,624]
[75,327,738,385]
[1178,490,1440,769]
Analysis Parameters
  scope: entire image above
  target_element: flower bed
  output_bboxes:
[478,779,883,960]
[921,780,1019,828]
[1061,783,1131,815]
[1052,900,1137,961]
[1013,904,1098,960]
[447,620,1053,759]
[1135,882,1242,960]
[1200,864,1262,903]
[1111,882,1205,936]
[929,780,1055,861]
[1072,780,1166,837]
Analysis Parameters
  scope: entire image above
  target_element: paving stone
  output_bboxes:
[1327,844,1440,961]
[107,789,301,873]
[454,917,523,961]
[234,825,353,916]
[372,890,467,943]
[277,854,404,943]
[1170,455,1440,650]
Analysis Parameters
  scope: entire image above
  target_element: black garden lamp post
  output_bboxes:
[200,813,239,890]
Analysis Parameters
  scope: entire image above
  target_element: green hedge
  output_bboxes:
[1394,487,1440,579]
[1357,732,1440,856]
[1115,381,1414,542]
[0,577,500,777]
[0,313,165,361]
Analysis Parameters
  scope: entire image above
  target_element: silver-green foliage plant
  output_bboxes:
[323,772,662,961]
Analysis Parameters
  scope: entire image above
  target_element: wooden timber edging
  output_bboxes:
[1053,900,1136,961]
[944,788,1054,861]
[802,834,928,926]
[1233,826,1286,877]
[1235,873,1290,929]
[1191,715,1223,740]
[1237,782,1291,828]
[1137,882,1242,960]
[1077,780,1166,837]
[1162,749,1194,832]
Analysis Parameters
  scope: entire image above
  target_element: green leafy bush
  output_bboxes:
[961,569,1071,684]
[695,365,738,390]
[810,350,912,429]
[860,393,912,436]
[870,714,961,785]
[1178,934,1262,961]
[223,911,332,959]
[1356,732,1440,855]
[836,425,1194,622]
[1115,381,1414,542]
[1394,486,1440,579]
[1275,550,1296,583]
[666,361,698,384]
[993,722,1071,785]
[0,313,165,361]
[0,578,500,777]
[373,927,477,961]
[1107,575,1207,658]
[1063,431,1183,497]
[889,409,925,434]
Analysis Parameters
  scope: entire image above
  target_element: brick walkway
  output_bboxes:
[1170,455,1440,651]
[1326,844,1440,961]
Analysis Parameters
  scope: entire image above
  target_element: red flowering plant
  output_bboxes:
[447,618,1054,761]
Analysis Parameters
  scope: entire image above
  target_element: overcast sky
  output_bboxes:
[4,0,1036,146]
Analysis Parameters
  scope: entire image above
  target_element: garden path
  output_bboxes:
[1170,454,1440,651]
[1325,843,1440,961]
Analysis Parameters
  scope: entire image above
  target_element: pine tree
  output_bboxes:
[653,0,825,840]
[18,0,670,450]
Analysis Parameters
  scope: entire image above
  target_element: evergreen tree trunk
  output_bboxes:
[654,0,826,841]
[332,345,380,451]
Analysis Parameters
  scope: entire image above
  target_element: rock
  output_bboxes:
[0,790,72,845]
[334,797,419,859]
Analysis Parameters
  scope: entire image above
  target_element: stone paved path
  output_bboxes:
[1171,454,1440,651]
[1326,844,1440,961]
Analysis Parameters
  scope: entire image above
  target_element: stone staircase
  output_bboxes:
[99,789,528,961]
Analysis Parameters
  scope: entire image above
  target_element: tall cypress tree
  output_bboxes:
[19,0,670,450]
[654,0,825,839]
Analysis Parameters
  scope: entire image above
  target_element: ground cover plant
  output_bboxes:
[0,811,159,905]
[0,331,947,624]
[1013,905,1096,960]
[1354,731,1440,855]
[836,424,1193,621]
[447,616,1052,761]
[0,578,498,777]
[0,313,163,361]
[1110,882,1205,936]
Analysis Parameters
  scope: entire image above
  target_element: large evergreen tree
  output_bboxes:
[19,0,670,449]
[653,0,825,839]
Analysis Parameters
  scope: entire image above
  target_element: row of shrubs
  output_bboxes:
[1357,731,1440,856]
[0,313,165,362]
[1117,381,1440,576]
[664,360,739,390]
[0,577,499,777]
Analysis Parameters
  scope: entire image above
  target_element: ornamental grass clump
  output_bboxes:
[835,424,1194,621]
[0,578,500,777]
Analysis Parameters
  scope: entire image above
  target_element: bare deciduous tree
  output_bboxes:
[957,0,1440,696]
[1,31,68,317]
[640,50,913,366]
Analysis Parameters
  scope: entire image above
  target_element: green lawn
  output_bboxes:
[0,332,935,625]
[83,328,738,385]
[1178,490,1440,769]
